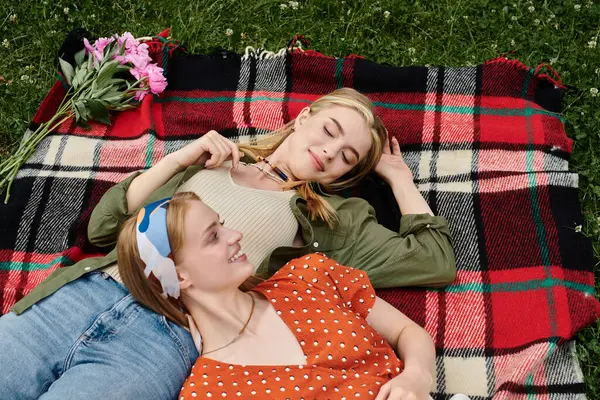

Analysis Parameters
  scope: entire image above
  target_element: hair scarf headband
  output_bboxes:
[136,198,180,299]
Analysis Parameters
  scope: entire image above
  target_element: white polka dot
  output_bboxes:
[236,392,241,396]
[218,382,223,386]
[337,329,343,334]
[221,393,227,398]
[261,379,266,384]
[295,386,300,391]
[314,341,319,346]
[275,376,280,381]
[251,390,256,395]
[340,342,345,348]
[328,354,333,360]
[266,389,271,394]
[271,298,276,303]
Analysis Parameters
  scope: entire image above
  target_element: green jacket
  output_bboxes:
[11,164,456,315]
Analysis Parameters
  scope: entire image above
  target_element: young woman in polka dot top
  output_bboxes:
[117,192,470,400]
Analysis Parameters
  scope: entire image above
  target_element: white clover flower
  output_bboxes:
[240,32,247,39]
[383,10,391,18]
[511,39,516,46]
[528,5,535,12]
[574,4,581,10]
[549,13,556,18]
[534,19,540,25]
[511,15,518,21]
[225,28,233,37]
[288,1,299,10]
[588,39,597,48]
[574,225,582,233]
[590,87,599,97]
[508,24,513,29]
[63,7,69,15]
[550,56,558,64]
[9,14,17,24]
[491,8,496,13]
[595,68,600,74]
[2,39,9,48]
[502,6,509,12]
[407,47,416,55]
[280,3,288,9]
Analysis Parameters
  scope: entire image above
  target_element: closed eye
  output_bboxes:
[342,152,351,165]
[324,127,334,138]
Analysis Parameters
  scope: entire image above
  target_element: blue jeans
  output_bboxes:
[0,272,198,400]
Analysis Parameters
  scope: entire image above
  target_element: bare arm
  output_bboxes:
[367,297,434,400]
[126,131,243,213]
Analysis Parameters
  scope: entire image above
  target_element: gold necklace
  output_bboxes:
[201,293,256,356]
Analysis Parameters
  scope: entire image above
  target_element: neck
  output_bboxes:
[183,289,255,353]
[266,144,295,181]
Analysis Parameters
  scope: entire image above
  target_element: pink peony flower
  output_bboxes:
[95,37,115,56]
[83,38,103,62]
[144,64,168,94]
[134,90,147,101]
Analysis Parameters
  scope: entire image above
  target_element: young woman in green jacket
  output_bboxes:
[1,88,455,400]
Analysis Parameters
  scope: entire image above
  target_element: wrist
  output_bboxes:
[401,365,434,387]
[163,153,187,172]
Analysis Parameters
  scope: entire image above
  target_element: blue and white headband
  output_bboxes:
[136,198,180,299]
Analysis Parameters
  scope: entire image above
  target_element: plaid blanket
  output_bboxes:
[1,31,599,399]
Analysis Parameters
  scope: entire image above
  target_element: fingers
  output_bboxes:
[391,136,402,156]
[203,131,241,169]
[374,383,391,400]
[383,136,392,155]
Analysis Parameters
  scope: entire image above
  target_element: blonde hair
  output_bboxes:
[238,88,387,227]
[117,192,263,328]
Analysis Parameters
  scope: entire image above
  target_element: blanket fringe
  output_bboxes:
[242,46,288,60]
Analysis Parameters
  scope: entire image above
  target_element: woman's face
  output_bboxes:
[286,106,373,184]
[175,201,254,293]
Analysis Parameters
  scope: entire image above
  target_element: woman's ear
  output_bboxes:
[293,107,311,131]
[177,268,192,291]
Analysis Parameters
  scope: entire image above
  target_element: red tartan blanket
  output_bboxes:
[0,30,598,399]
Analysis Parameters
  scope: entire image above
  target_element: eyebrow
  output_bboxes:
[330,117,360,161]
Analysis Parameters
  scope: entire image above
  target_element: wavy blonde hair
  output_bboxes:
[239,88,387,227]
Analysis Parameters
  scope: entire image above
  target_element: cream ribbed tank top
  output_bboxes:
[102,162,298,283]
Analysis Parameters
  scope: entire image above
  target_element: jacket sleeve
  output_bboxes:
[87,170,185,248]
[341,199,457,289]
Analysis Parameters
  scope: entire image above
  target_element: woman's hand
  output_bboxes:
[167,130,243,170]
[375,135,413,184]
[374,368,433,400]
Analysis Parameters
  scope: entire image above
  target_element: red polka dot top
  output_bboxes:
[179,253,404,399]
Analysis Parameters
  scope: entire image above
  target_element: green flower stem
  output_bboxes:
[1,109,74,203]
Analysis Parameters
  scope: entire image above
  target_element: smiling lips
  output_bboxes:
[308,150,325,172]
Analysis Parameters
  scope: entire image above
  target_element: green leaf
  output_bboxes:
[85,99,109,119]
[59,58,75,85]
[97,60,119,86]
[71,64,88,90]
[74,49,86,67]
[95,114,112,125]
[92,86,112,99]
[73,101,88,123]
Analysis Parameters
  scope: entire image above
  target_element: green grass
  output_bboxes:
[0,0,599,397]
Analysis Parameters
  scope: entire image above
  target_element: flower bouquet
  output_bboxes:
[0,32,167,203]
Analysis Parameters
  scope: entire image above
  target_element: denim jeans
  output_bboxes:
[0,272,198,400]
